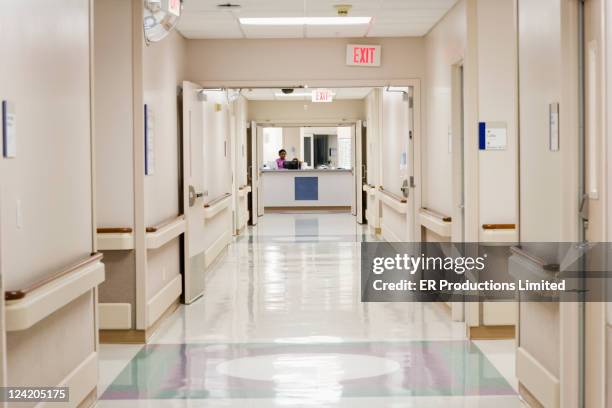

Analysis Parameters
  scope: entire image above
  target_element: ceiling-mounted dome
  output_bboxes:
[143,0,183,44]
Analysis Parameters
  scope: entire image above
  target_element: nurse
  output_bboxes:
[275,149,287,169]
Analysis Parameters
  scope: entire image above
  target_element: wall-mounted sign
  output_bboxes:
[167,0,181,16]
[2,101,16,158]
[346,44,381,67]
[144,104,155,175]
[479,122,507,151]
[312,89,334,103]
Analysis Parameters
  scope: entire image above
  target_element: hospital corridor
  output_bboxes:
[1,0,612,407]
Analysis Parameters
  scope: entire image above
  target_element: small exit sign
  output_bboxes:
[312,89,334,103]
[168,0,181,16]
[346,44,381,67]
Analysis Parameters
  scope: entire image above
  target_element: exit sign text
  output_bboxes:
[346,44,381,67]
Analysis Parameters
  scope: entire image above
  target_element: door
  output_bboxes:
[247,121,259,225]
[380,87,415,242]
[181,81,207,303]
[355,121,365,222]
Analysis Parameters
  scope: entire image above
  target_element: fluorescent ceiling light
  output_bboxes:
[239,17,371,26]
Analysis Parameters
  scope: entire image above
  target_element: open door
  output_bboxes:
[181,81,207,303]
[247,121,259,225]
[355,120,366,223]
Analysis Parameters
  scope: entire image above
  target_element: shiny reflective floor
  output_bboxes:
[97,213,524,407]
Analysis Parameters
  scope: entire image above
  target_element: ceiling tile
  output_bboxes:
[177,0,459,39]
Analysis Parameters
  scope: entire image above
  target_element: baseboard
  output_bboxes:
[100,299,180,344]
[469,325,515,340]
[39,352,97,408]
[99,303,131,330]
[516,346,560,408]
[146,275,182,327]
[518,383,544,408]
[380,220,402,242]
[204,230,232,268]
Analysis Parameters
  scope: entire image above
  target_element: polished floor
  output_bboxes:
[96,213,524,407]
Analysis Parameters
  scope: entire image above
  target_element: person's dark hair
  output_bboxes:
[279,149,286,155]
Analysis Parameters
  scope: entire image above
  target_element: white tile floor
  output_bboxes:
[97,213,524,407]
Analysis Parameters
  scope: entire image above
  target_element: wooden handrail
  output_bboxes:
[421,207,451,222]
[146,215,184,233]
[5,252,104,301]
[483,224,516,230]
[510,246,559,272]
[378,187,407,203]
[97,227,133,234]
[204,193,232,208]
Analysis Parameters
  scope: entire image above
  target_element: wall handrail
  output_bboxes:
[204,193,232,208]
[510,246,560,272]
[378,187,407,203]
[421,207,451,222]
[483,224,516,230]
[146,215,184,233]
[5,252,104,301]
[146,215,186,249]
[97,227,133,234]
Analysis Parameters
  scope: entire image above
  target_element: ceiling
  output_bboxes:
[177,0,459,39]
[241,87,372,101]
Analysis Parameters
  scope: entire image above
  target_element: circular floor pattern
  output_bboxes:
[216,353,401,382]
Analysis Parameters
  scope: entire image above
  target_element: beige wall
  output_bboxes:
[282,127,302,160]
[0,0,93,290]
[422,0,467,218]
[94,0,135,228]
[142,30,186,305]
[476,0,518,229]
[248,100,365,123]
[143,30,186,225]
[0,0,97,400]
[186,38,424,85]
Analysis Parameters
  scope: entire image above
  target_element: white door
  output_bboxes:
[381,87,415,242]
[256,126,264,217]
[182,81,207,303]
[355,121,364,222]
[248,121,259,225]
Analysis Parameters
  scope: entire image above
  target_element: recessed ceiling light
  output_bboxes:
[239,17,371,26]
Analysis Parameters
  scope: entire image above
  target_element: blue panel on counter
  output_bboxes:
[295,177,318,200]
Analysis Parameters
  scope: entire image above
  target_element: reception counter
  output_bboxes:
[262,169,353,209]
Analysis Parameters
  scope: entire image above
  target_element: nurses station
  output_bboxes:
[260,125,357,212]
[2,0,612,408]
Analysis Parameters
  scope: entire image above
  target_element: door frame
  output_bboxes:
[251,120,365,217]
[197,79,422,232]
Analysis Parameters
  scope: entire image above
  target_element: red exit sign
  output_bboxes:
[346,44,381,67]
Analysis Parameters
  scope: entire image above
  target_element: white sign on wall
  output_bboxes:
[479,122,507,151]
[346,44,381,67]
[145,104,155,175]
[2,101,16,158]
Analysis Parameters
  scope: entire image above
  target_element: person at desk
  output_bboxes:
[275,150,302,170]
[275,149,287,169]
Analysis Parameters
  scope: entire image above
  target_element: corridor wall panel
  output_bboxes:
[94,0,135,228]
[422,0,467,219]
[0,0,99,403]
[187,38,425,85]
[143,30,187,226]
[0,0,93,291]
[142,29,187,314]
